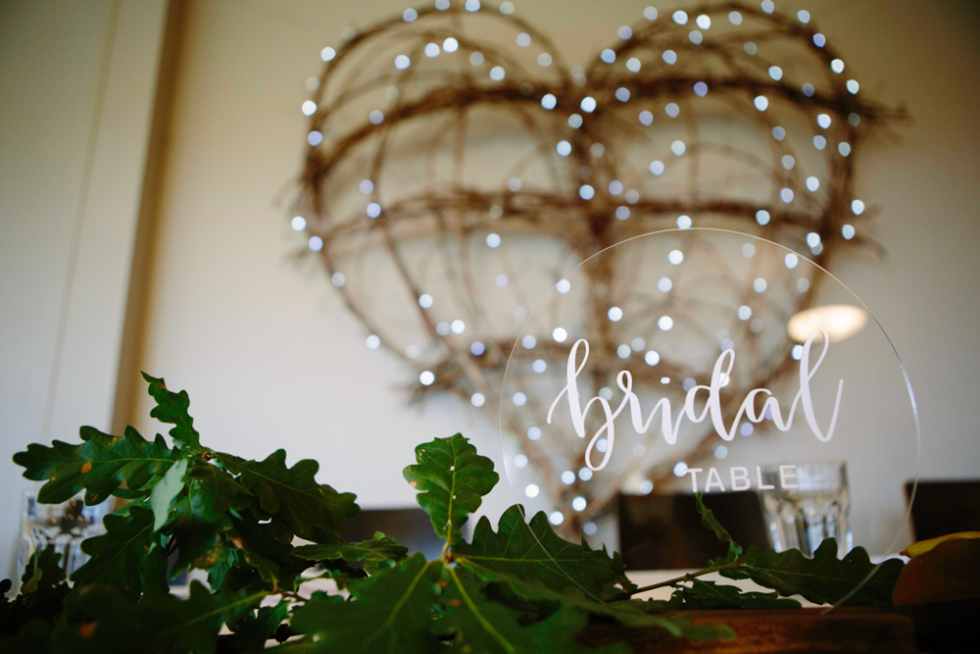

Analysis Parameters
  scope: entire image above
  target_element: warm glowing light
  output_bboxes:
[788,305,867,343]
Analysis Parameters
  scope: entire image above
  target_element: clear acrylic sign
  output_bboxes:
[499,229,919,601]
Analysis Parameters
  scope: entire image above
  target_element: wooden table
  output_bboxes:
[584,607,917,653]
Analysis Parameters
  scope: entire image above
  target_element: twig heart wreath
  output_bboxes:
[293,1,903,536]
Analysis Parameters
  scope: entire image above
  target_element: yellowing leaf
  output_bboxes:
[902,531,980,558]
[893,538,980,605]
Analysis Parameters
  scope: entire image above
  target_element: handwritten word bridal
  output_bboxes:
[547,330,844,491]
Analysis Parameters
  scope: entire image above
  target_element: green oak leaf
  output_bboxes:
[695,492,742,561]
[0,550,70,641]
[164,462,250,574]
[206,548,236,591]
[403,433,498,545]
[453,574,722,643]
[206,549,278,595]
[71,505,156,598]
[226,515,310,592]
[168,496,233,575]
[0,619,52,654]
[289,553,443,653]
[721,539,905,607]
[141,372,201,450]
[50,581,264,654]
[20,548,66,594]
[13,425,178,505]
[455,505,634,601]
[477,576,692,637]
[230,600,290,653]
[667,579,801,610]
[150,458,188,531]
[293,532,408,570]
[139,544,171,598]
[215,450,359,541]
[437,569,632,654]
[310,557,370,590]
[110,487,152,500]
[186,459,249,522]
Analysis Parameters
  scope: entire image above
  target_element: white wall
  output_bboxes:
[0,0,169,578]
[125,0,980,556]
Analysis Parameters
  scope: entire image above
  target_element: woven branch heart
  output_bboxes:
[293,1,902,533]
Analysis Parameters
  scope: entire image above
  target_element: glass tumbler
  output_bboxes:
[16,491,110,588]
[759,461,852,558]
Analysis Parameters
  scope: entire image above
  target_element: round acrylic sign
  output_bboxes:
[498,228,919,602]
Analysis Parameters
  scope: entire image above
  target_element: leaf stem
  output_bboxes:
[280,590,307,603]
[446,565,516,654]
[602,562,739,603]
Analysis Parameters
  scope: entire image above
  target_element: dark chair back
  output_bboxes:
[618,491,770,569]
[342,507,445,561]
[906,480,980,541]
